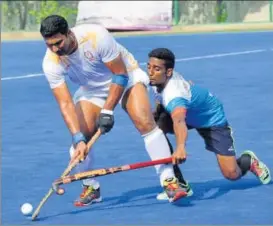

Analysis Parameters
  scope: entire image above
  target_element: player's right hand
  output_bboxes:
[172,145,187,165]
[70,141,88,164]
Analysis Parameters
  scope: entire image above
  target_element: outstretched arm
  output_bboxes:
[43,54,87,162]
[171,107,188,149]
[43,55,86,146]
[52,83,88,162]
[52,83,81,136]
[170,106,188,164]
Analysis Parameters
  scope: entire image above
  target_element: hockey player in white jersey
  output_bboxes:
[40,15,187,206]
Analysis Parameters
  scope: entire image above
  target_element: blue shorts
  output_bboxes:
[154,106,236,156]
[196,125,236,156]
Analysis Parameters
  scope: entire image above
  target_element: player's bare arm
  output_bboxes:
[98,54,129,134]
[52,83,81,134]
[103,54,128,111]
[52,83,87,162]
[171,107,188,164]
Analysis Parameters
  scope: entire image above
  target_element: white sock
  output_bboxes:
[69,146,100,189]
[142,126,175,186]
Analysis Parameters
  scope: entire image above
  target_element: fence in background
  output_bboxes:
[173,0,273,25]
[1,1,272,32]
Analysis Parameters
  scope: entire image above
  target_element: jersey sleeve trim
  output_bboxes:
[166,97,189,113]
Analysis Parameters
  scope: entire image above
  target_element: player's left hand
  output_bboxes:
[98,109,114,134]
[172,145,187,164]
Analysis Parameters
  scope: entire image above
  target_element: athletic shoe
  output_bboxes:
[157,181,193,200]
[74,185,102,207]
[162,177,188,202]
[243,150,271,185]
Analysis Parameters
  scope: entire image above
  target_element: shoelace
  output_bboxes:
[80,186,94,199]
[166,182,179,191]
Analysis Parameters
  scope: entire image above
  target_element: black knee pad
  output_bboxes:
[237,154,251,175]
[153,104,174,134]
[157,112,174,134]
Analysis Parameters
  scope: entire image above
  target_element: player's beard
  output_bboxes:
[149,80,156,86]
[56,49,66,56]
[66,33,78,55]
[149,76,158,86]
[57,34,77,56]
[55,41,70,56]
[149,76,168,92]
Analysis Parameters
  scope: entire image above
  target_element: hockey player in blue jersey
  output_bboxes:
[147,48,271,200]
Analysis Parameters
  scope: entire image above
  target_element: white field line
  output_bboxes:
[139,49,266,65]
[1,73,44,81]
[2,49,266,81]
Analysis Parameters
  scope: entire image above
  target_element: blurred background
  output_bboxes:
[1,0,272,32]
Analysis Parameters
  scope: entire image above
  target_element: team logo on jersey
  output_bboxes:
[84,50,94,61]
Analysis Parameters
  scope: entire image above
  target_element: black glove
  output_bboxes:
[98,109,114,134]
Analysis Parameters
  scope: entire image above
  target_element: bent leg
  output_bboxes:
[122,83,156,134]
[198,125,243,180]
[216,154,242,180]
[70,94,104,188]
[122,83,176,185]
[212,126,270,183]
[75,99,101,140]
[238,150,271,184]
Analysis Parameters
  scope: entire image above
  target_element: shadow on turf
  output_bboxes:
[37,178,272,221]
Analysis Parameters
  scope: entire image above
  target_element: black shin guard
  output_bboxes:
[237,154,251,176]
[165,134,187,184]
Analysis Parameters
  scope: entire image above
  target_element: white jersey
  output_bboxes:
[42,24,139,92]
[152,71,191,108]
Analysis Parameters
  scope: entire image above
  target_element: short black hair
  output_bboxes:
[40,15,69,38]
[148,48,175,69]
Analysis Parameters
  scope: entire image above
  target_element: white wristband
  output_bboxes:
[101,109,114,115]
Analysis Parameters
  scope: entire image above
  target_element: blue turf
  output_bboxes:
[2,31,273,225]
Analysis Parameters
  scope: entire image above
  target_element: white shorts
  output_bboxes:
[73,68,149,108]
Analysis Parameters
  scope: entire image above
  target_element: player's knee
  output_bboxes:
[134,115,156,134]
[157,121,172,134]
[221,168,240,180]
[217,154,240,180]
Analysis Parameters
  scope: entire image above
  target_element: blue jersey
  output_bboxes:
[152,72,227,128]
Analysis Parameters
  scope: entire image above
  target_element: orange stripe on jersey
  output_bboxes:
[127,54,139,72]
[48,52,61,64]
[79,32,97,49]
[47,51,69,68]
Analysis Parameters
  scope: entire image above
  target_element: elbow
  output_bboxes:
[173,119,188,133]
[173,118,186,127]
[114,68,128,76]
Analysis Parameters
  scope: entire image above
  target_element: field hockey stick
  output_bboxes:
[52,157,173,194]
[31,129,102,221]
